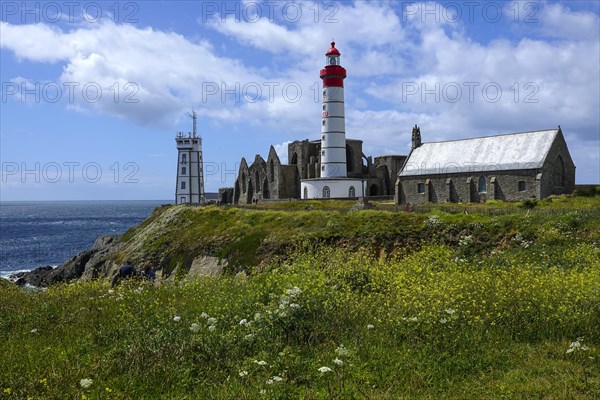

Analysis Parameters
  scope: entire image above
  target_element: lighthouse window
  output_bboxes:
[321,165,325,171]
[322,135,326,141]
[322,150,325,156]
[181,167,187,175]
[181,181,186,190]
[182,154,187,163]
[322,119,326,126]
[323,186,331,198]
[322,105,326,111]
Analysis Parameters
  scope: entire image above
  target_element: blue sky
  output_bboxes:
[1,0,599,201]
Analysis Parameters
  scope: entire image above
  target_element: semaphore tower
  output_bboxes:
[175,109,205,204]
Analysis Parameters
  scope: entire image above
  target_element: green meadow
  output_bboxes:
[1,193,599,399]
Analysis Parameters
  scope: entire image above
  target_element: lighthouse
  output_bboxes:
[300,42,364,199]
[175,110,205,204]
[320,41,347,178]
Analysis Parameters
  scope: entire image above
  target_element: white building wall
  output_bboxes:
[301,179,364,199]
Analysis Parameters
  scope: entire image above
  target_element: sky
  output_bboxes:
[1,0,599,201]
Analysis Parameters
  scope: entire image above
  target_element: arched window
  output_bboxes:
[349,186,355,198]
[346,146,353,173]
[269,160,275,182]
[241,172,246,193]
[369,184,378,196]
[303,187,308,199]
[478,176,487,193]
[323,186,331,198]
[255,171,260,190]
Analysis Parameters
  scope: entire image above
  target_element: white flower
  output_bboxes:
[260,389,266,395]
[272,376,283,382]
[107,289,114,294]
[190,323,200,333]
[445,308,456,315]
[286,286,302,297]
[208,325,216,332]
[318,366,332,373]
[207,317,217,326]
[266,379,273,385]
[410,317,418,322]
[333,358,344,366]
[289,303,301,309]
[134,286,143,293]
[335,344,350,357]
[254,360,267,366]
[239,370,248,377]
[173,315,181,322]
[244,333,255,340]
[367,324,375,329]
[239,319,247,325]
[200,312,209,319]
[79,378,93,389]
[254,313,262,321]
[439,318,448,324]
[30,328,38,333]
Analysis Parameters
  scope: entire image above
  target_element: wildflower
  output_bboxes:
[173,315,181,322]
[254,312,262,321]
[207,317,217,326]
[289,303,301,309]
[107,289,114,294]
[190,323,200,333]
[239,319,247,325]
[566,338,589,353]
[105,387,113,393]
[367,324,374,329]
[266,379,273,385]
[3,388,11,395]
[260,389,266,395]
[335,344,350,357]
[208,325,216,332]
[272,376,283,382]
[30,328,38,333]
[445,308,456,315]
[439,318,448,324]
[200,312,209,319]
[79,378,93,389]
[333,358,344,366]
[318,366,332,373]
[410,317,418,322]
[239,370,248,377]
[254,360,268,366]
[134,286,143,294]
[286,286,302,297]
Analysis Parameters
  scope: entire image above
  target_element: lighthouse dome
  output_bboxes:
[326,41,341,56]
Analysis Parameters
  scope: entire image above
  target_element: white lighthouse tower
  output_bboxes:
[301,42,364,199]
[175,110,205,204]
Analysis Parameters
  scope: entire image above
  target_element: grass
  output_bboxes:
[1,194,599,399]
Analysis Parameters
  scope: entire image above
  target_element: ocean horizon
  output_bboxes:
[0,200,170,279]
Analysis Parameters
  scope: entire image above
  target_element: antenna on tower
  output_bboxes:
[187,108,198,138]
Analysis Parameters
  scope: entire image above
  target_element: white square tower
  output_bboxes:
[175,110,205,204]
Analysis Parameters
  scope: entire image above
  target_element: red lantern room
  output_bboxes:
[320,41,347,88]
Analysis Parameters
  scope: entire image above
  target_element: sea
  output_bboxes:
[0,200,169,280]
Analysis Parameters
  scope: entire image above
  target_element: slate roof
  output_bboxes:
[399,129,559,177]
